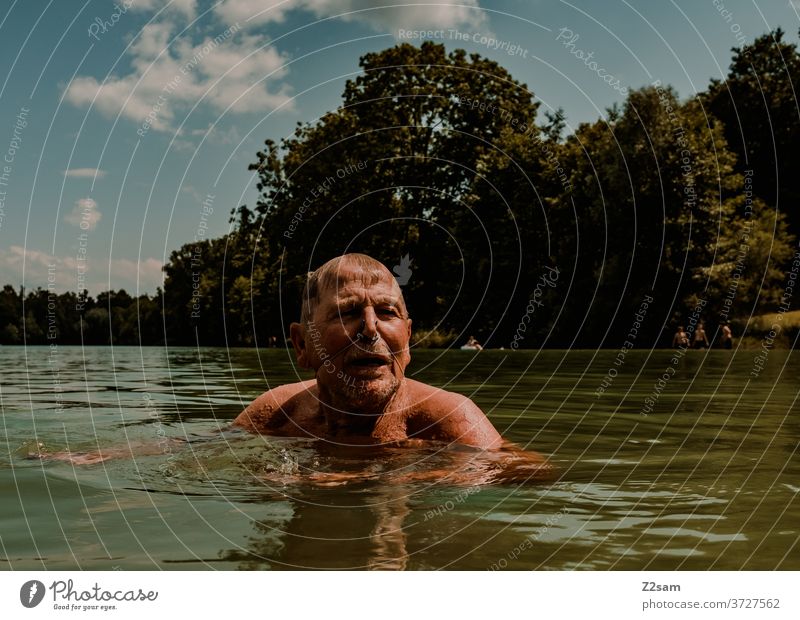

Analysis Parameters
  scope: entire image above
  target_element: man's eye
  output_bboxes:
[378,307,398,317]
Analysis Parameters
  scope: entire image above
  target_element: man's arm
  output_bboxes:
[433,395,504,449]
[232,379,315,432]
[405,383,502,449]
[405,383,553,480]
[29,438,186,465]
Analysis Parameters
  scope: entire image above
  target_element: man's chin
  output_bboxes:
[335,374,399,412]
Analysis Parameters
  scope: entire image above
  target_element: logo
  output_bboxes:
[20,580,45,608]
[393,254,413,286]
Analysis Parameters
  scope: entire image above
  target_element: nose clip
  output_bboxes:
[356,319,379,343]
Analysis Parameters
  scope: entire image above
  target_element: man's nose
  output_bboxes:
[359,307,379,339]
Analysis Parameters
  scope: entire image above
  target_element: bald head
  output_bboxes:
[300,254,408,326]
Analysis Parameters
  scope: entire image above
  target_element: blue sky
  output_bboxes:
[0,0,798,295]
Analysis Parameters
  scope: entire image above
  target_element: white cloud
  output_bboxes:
[64,198,102,231]
[0,246,164,294]
[170,122,244,151]
[190,122,241,143]
[106,257,164,290]
[129,0,197,18]
[214,0,487,32]
[66,20,293,132]
[64,168,106,178]
[213,0,295,24]
[67,1,485,132]
[2,245,55,271]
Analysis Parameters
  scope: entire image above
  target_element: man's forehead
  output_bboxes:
[321,267,401,302]
[330,277,400,300]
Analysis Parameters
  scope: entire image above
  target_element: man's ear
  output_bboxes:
[290,322,310,368]
[404,317,413,362]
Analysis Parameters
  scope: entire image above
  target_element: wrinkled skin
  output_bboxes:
[232,258,551,483]
[34,257,551,484]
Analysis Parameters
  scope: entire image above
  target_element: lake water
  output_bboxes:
[1,346,797,570]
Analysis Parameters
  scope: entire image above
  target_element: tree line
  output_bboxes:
[4,30,799,348]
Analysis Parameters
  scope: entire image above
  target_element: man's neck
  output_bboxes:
[317,381,405,436]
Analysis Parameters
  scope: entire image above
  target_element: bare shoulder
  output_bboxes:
[403,379,503,449]
[233,379,317,432]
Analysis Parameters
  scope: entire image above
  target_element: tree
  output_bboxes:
[0,285,21,344]
[700,193,795,321]
[248,41,551,340]
[551,85,775,345]
[6,36,788,349]
[704,28,800,234]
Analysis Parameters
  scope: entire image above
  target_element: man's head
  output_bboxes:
[290,254,412,414]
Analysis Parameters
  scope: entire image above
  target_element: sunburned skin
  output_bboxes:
[233,378,504,448]
[32,254,552,485]
[231,254,552,484]
[235,255,506,445]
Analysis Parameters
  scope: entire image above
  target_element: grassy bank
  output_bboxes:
[728,310,800,349]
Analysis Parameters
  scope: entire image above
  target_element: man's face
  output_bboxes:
[294,262,412,412]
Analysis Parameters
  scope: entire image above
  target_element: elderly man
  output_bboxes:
[234,253,504,448]
[41,254,548,480]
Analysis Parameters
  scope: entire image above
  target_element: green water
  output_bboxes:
[0,346,797,570]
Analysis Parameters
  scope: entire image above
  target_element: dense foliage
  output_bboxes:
[4,33,798,348]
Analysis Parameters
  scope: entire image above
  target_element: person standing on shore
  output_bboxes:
[672,326,689,348]
[693,322,709,349]
[720,322,733,349]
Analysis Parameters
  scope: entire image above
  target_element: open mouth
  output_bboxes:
[347,355,391,368]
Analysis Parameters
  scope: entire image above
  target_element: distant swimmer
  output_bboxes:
[461,336,483,351]
[692,322,709,349]
[720,322,733,349]
[672,326,689,348]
